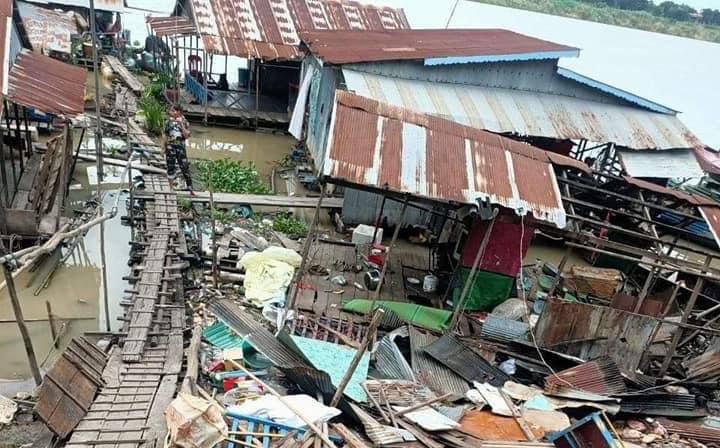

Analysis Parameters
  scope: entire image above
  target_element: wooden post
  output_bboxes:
[330,309,383,407]
[45,301,58,348]
[548,246,572,297]
[371,196,408,301]
[174,38,180,106]
[254,60,260,129]
[449,212,496,331]
[209,181,218,289]
[0,127,9,207]
[4,101,17,195]
[288,186,326,312]
[659,255,711,376]
[371,194,387,244]
[126,103,134,241]
[203,50,209,126]
[12,105,24,174]
[3,263,42,385]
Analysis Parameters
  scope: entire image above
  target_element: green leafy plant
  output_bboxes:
[138,95,166,135]
[177,197,193,212]
[194,159,272,194]
[272,212,308,239]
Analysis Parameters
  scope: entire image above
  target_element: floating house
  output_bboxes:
[156,0,409,126]
[287,28,720,342]
[0,2,87,240]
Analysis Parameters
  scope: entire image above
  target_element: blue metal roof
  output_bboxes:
[424,49,580,66]
[557,67,677,115]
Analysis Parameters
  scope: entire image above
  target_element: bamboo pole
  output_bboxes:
[3,263,42,385]
[330,309,383,407]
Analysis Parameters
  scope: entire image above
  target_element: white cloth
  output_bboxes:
[228,394,340,428]
[289,64,317,139]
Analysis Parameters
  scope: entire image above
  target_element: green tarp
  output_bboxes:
[342,299,452,332]
[452,268,515,312]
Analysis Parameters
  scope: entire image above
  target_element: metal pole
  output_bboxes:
[449,212,497,331]
[90,0,110,332]
[3,262,42,385]
[371,196,409,301]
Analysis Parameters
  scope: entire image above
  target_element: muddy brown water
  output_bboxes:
[187,126,294,178]
[0,126,295,383]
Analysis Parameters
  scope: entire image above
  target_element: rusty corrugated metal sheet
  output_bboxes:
[657,418,720,443]
[24,0,123,12]
[17,1,78,54]
[534,298,658,375]
[301,29,579,64]
[409,327,470,401]
[544,358,626,396]
[324,91,573,227]
[147,16,197,37]
[188,0,409,60]
[343,68,702,151]
[7,50,86,116]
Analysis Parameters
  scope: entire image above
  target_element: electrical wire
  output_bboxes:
[518,214,575,389]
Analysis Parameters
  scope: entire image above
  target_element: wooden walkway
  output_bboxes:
[135,190,344,209]
[66,173,185,447]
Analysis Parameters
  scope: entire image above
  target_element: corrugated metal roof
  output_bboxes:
[619,393,702,417]
[17,2,78,54]
[409,327,470,401]
[657,418,720,443]
[480,315,530,343]
[422,335,512,387]
[8,50,86,116]
[209,299,306,368]
[188,0,410,60]
[146,16,197,37]
[343,68,702,151]
[557,67,676,114]
[618,148,704,179]
[301,29,579,65]
[375,326,415,381]
[544,358,626,396]
[24,0,124,12]
[324,91,573,227]
[534,298,658,375]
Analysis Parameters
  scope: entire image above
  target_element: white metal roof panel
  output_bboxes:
[618,149,704,179]
[343,69,701,150]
